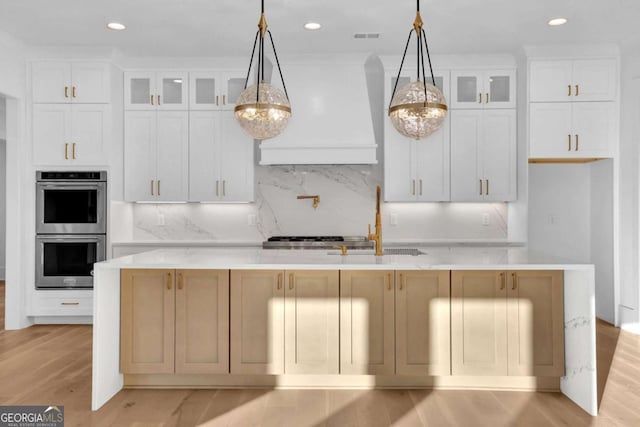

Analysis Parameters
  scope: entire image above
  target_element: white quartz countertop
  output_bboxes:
[96,247,594,270]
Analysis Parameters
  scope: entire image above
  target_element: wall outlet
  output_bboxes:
[482,213,490,226]
[157,213,165,226]
[389,212,398,226]
[248,214,257,226]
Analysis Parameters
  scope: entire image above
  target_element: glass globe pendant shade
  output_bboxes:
[234,82,292,140]
[389,80,447,140]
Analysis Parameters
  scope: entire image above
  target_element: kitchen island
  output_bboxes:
[92,247,597,415]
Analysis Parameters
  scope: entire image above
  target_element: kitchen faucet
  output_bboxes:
[368,185,383,256]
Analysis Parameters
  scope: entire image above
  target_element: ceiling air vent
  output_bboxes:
[354,33,380,39]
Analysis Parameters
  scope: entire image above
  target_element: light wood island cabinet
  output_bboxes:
[396,270,451,376]
[451,270,564,377]
[120,269,229,375]
[340,270,395,375]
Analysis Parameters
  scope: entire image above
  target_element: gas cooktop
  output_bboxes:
[263,236,374,250]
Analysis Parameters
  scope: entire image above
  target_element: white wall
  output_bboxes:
[0,98,5,279]
[0,29,29,329]
[618,49,640,332]
[528,164,592,262]
[0,97,5,140]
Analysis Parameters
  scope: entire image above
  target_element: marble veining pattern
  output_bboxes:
[123,165,509,242]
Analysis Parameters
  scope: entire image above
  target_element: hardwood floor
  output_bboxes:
[0,288,638,426]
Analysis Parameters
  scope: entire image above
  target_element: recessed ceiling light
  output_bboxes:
[106,22,126,31]
[304,22,322,31]
[173,79,183,84]
[547,18,568,26]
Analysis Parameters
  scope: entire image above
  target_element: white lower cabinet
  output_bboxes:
[529,102,615,158]
[340,271,395,375]
[450,109,516,202]
[230,270,339,375]
[189,111,254,202]
[395,271,451,376]
[124,110,188,202]
[33,103,109,165]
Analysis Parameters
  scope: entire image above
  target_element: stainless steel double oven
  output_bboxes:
[35,171,107,289]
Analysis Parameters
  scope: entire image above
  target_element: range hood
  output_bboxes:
[259,55,378,165]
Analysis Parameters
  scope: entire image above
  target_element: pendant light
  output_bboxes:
[235,0,291,140]
[388,0,447,140]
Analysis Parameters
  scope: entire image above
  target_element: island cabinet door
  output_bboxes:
[340,271,395,375]
[230,270,285,375]
[285,270,340,374]
[396,271,451,376]
[451,270,508,376]
[507,270,565,377]
[120,269,175,374]
[175,269,229,374]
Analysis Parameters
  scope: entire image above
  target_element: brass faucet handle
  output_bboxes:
[333,245,348,256]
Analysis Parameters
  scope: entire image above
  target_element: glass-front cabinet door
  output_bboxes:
[451,70,515,109]
[189,71,247,110]
[124,72,188,110]
[156,72,188,110]
[125,72,154,110]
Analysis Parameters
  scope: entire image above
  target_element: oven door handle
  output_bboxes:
[38,184,102,191]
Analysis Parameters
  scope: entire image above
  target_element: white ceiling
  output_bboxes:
[0,0,639,57]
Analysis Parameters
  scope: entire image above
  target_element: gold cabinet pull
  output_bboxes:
[479,179,483,195]
[575,134,579,151]
[478,92,482,103]
[568,85,572,96]
[485,92,489,103]
[216,180,219,196]
[72,143,76,159]
[177,272,183,290]
[72,86,76,98]
[158,95,161,105]
[157,180,161,196]
[64,86,69,98]
[167,272,172,290]
[223,94,226,105]
[486,179,489,196]
[64,143,69,160]
[150,180,154,196]
[61,302,80,306]
[512,272,517,290]
[222,180,226,196]
[289,273,294,290]
[387,273,392,291]
[412,179,416,196]
[419,179,423,196]
[150,95,154,105]
[568,134,572,151]
[575,85,579,96]
[399,273,404,290]
[216,95,219,106]
[500,272,505,290]
[277,273,283,290]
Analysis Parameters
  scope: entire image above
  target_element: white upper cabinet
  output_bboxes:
[529,59,617,102]
[124,110,188,202]
[530,102,615,158]
[384,69,451,202]
[32,61,110,104]
[189,71,246,111]
[125,71,189,110]
[32,103,109,165]
[189,111,254,202]
[450,109,516,202]
[451,69,516,109]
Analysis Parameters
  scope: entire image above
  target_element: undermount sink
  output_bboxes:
[327,248,426,256]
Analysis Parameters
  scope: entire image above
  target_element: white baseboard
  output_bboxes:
[30,316,93,325]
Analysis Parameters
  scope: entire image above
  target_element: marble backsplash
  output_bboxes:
[112,165,508,243]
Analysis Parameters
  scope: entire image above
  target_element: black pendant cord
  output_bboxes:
[256,32,263,103]
[422,28,436,87]
[268,30,290,101]
[389,29,414,110]
[243,30,260,90]
[416,26,421,82]
[418,31,427,99]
